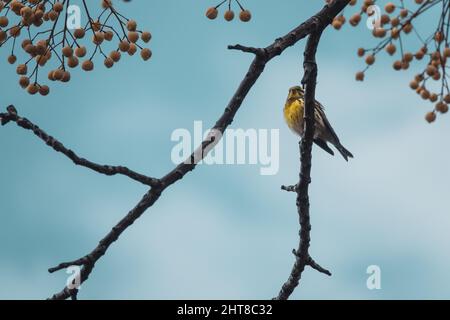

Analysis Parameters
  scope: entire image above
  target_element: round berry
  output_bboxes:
[206,7,218,20]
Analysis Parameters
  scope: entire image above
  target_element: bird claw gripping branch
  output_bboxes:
[0,0,152,96]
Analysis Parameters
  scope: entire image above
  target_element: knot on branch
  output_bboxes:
[299,173,312,185]
[7,105,17,115]
[302,60,318,86]
[310,16,322,30]
[1,105,19,125]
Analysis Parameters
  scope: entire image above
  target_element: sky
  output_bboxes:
[0,0,449,300]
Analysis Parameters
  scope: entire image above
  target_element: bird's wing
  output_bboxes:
[315,100,341,143]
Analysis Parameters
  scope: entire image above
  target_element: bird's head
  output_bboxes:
[288,86,304,100]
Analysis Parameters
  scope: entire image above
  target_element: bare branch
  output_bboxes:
[307,257,332,276]
[0,107,159,187]
[276,30,323,301]
[228,44,265,56]
[48,188,162,300]
[276,0,351,300]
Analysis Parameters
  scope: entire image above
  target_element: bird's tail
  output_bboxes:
[336,143,354,162]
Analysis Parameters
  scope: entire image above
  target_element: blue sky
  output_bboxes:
[1,0,449,299]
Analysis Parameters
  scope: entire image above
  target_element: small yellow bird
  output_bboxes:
[284,85,353,161]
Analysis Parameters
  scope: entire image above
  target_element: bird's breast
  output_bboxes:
[284,99,304,135]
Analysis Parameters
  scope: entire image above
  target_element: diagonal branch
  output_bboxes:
[48,188,162,299]
[0,106,159,187]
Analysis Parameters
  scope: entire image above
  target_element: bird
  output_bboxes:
[284,85,353,161]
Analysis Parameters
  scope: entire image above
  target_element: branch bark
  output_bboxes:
[0,107,159,187]
[276,0,350,300]
[1,0,350,300]
[277,30,327,300]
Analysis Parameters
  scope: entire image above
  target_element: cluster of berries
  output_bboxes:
[331,0,450,123]
[0,0,152,96]
[206,0,251,22]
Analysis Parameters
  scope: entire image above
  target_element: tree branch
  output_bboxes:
[48,0,350,300]
[228,44,265,56]
[1,0,350,300]
[0,106,159,187]
[275,0,351,301]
